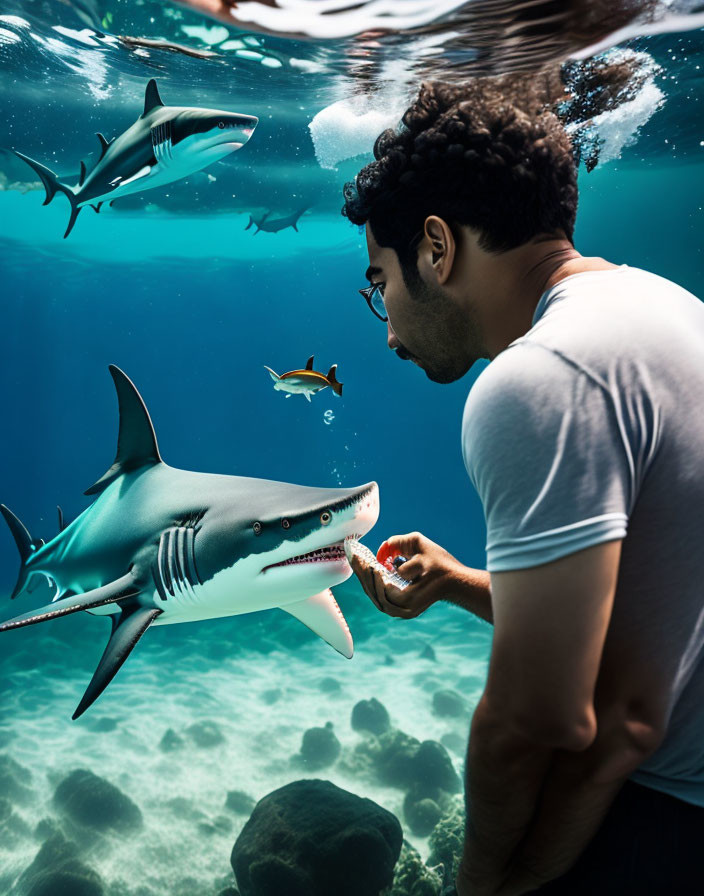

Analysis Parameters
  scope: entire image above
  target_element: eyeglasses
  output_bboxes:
[358,230,425,323]
[359,282,388,322]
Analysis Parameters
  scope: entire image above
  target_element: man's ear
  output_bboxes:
[423,216,456,285]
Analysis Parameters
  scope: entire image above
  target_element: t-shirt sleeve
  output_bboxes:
[462,344,633,572]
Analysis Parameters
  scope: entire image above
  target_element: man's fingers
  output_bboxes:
[349,553,383,611]
[382,531,427,558]
[394,556,424,582]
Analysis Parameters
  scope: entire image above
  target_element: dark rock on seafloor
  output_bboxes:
[427,800,465,883]
[319,676,341,694]
[351,698,391,736]
[440,732,466,756]
[362,729,422,789]
[82,717,119,733]
[231,779,403,896]
[0,753,34,805]
[217,888,240,896]
[297,722,341,769]
[186,719,226,748]
[159,727,185,752]
[17,831,104,896]
[226,790,256,815]
[261,688,282,705]
[419,644,437,661]
[387,840,444,896]
[165,796,206,822]
[53,769,143,834]
[432,690,467,719]
[198,815,233,837]
[403,791,444,838]
[413,741,461,794]
[356,730,460,796]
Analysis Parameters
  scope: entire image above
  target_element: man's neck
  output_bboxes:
[472,236,618,359]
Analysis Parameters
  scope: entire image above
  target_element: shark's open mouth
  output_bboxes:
[262,542,348,573]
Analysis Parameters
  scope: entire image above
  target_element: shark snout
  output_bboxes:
[342,481,379,536]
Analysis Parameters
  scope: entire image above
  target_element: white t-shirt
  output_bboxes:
[462,266,704,806]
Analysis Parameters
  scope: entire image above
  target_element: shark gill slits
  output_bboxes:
[281,518,291,530]
[253,521,262,535]
[320,510,332,526]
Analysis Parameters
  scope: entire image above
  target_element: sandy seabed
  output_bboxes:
[0,584,491,895]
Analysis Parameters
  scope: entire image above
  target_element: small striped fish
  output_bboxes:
[344,539,411,590]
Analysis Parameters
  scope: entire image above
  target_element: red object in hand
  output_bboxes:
[377,542,403,572]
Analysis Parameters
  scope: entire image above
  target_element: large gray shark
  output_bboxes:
[0,366,379,719]
[12,79,258,238]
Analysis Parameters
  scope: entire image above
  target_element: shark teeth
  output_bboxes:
[262,541,350,572]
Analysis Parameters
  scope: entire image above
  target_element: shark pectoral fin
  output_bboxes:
[304,392,311,402]
[282,589,353,659]
[72,605,161,720]
[0,572,141,633]
[120,165,152,188]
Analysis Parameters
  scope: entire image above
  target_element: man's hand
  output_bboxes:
[349,531,473,619]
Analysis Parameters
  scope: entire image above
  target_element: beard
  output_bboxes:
[394,278,479,383]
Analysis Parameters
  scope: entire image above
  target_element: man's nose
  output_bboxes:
[387,321,400,351]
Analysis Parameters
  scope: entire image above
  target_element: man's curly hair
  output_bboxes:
[343,79,579,273]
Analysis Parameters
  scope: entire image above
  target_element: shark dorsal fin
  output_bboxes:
[96,132,111,159]
[143,79,164,117]
[84,366,163,496]
[305,355,314,370]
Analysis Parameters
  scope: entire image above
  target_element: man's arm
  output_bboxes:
[457,540,656,895]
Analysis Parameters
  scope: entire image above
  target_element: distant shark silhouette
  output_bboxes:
[0,366,378,719]
[245,207,308,234]
[11,79,258,238]
[264,355,343,402]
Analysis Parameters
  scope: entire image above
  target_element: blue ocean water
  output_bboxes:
[0,2,703,894]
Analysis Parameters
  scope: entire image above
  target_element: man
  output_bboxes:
[343,80,704,895]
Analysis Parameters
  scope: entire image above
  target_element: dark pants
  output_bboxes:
[534,780,704,894]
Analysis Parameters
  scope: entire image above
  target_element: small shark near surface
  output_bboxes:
[11,79,258,238]
[245,207,308,234]
[264,355,343,402]
[0,366,378,719]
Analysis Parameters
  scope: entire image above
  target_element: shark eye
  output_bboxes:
[320,511,332,526]
[253,522,262,535]
[281,518,291,530]
[218,121,226,129]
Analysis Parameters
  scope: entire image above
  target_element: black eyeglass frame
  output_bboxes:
[359,282,388,322]
[358,229,425,323]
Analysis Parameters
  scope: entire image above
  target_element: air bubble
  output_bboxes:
[323,409,335,425]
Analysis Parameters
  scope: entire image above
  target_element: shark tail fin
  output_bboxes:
[13,151,81,238]
[326,365,343,397]
[245,216,253,231]
[0,505,44,600]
